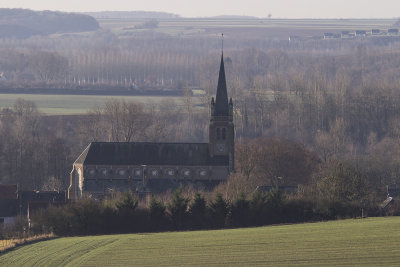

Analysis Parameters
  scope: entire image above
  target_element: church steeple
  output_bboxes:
[214,53,229,117]
[209,50,235,172]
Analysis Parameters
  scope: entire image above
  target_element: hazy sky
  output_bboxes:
[2,0,400,18]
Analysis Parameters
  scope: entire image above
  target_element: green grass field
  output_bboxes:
[0,94,189,115]
[1,217,400,266]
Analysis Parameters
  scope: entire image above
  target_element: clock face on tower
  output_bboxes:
[216,143,225,152]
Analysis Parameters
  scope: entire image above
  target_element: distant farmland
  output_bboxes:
[0,94,193,115]
[1,217,400,266]
[98,18,397,40]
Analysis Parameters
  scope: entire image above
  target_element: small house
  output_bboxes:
[388,28,399,35]
[355,30,367,37]
[0,185,67,227]
[371,29,380,35]
[323,32,335,39]
[0,185,18,226]
[20,191,67,222]
[289,35,300,41]
[341,31,355,38]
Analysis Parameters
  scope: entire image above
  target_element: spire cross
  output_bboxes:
[221,33,224,52]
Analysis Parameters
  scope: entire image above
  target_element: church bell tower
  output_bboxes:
[209,53,234,172]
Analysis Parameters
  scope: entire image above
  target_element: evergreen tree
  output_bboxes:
[188,193,207,229]
[116,191,138,211]
[265,188,285,223]
[250,191,268,226]
[230,192,250,227]
[168,186,189,230]
[115,191,138,232]
[209,193,229,228]
[149,196,167,231]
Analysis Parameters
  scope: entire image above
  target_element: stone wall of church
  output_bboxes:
[68,166,82,200]
[70,164,229,199]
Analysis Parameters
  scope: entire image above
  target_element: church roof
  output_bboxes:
[214,53,229,116]
[75,142,229,166]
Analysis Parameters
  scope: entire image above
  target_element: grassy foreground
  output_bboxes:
[1,217,400,266]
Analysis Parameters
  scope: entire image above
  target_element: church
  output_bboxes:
[68,54,234,200]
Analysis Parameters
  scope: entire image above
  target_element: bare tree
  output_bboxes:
[104,99,149,142]
[30,51,68,82]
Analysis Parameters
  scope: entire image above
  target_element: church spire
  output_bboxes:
[209,46,234,171]
[214,53,229,116]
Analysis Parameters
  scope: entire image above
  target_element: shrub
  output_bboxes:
[264,188,285,224]
[283,196,315,223]
[69,199,105,235]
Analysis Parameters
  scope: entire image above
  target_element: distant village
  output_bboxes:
[289,27,399,41]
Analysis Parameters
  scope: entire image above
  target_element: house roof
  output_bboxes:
[0,199,18,217]
[75,142,229,166]
[0,184,18,199]
[214,53,229,116]
[19,191,67,215]
[20,191,67,203]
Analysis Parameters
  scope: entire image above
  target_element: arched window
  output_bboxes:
[216,128,221,140]
[222,128,226,140]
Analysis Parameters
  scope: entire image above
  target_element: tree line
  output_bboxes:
[0,26,399,91]
[28,187,387,237]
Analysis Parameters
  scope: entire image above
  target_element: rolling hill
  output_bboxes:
[1,217,400,266]
[0,8,99,39]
